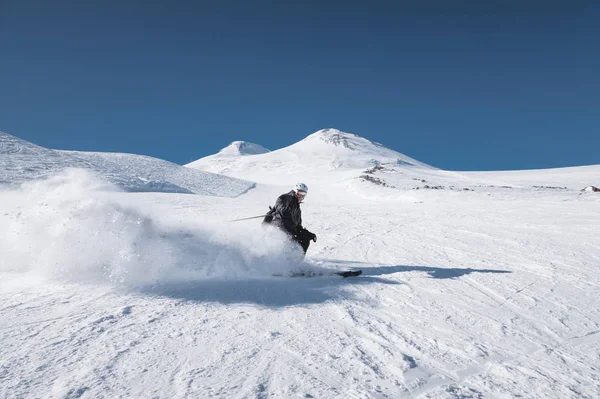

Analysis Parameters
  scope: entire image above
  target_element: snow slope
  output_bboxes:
[1,129,600,398]
[0,131,254,196]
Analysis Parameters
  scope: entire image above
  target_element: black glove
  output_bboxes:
[309,232,317,242]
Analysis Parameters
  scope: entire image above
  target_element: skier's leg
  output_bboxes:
[299,236,310,254]
[296,230,311,254]
[290,232,310,254]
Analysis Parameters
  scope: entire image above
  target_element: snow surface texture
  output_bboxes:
[0,131,254,196]
[1,128,600,398]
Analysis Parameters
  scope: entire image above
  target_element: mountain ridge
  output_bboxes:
[0,131,254,196]
[185,128,434,177]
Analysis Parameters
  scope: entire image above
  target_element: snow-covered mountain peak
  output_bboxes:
[308,128,357,149]
[287,128,432,170]
[218,141,270,156]
[301,128,398,155]
[303,128,375,150]
[186,128,435,182]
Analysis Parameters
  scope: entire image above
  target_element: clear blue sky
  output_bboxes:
[1,1,598,170]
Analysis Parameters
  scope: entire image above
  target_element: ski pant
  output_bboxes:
[270,222,313,255]
[292,229,313,254]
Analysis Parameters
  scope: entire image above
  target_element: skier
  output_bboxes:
[263,183,317,254]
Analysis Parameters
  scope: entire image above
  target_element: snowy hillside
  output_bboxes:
[0,131,254,196]
[1,128,600,398]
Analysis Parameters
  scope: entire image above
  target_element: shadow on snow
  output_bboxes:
[362,265,512,279]
[311,258,512,280]
[141,275,399,308]
[140,263,510,307]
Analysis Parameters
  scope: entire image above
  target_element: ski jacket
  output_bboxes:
[263,190,303,235]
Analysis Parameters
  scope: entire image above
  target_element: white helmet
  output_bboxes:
[294,182,308,194]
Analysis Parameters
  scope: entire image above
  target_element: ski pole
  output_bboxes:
[229,214,267,222]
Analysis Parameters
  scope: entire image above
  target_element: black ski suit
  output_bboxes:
[263,190,316,254]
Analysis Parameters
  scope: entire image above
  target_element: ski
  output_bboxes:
[336,270,363,278]
[284,270,363,278]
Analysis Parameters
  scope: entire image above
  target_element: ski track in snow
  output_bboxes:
[1,130,600,398]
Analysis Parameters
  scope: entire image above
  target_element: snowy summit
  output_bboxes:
[307,128,395,150]
[295,128,432,168]
[217,141,270,156]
